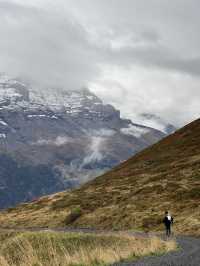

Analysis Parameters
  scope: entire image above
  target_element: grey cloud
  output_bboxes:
[0,1,100,89]
[110,45,200,77]
[0,0,200,126]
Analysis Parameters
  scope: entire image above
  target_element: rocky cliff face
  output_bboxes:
[0,74,166,208]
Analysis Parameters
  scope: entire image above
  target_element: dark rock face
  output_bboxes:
[0,74,166,208]
[0,154,66,208]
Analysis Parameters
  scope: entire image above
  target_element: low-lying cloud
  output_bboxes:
[32,136,71,146]
[82,128,115,166]
[51,129,115,185]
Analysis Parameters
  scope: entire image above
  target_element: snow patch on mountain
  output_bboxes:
[0,120,8,126]
[27,114,59,119]
[29,87,102,114]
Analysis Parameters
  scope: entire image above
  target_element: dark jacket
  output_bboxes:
[163,216,173,227]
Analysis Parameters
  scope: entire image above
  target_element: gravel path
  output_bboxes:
[117,236,200,266]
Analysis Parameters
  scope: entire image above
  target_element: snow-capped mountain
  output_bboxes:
[0,74,166,208]
[0,74,116,117]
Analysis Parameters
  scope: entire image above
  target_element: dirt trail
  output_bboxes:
[117,236,200,266]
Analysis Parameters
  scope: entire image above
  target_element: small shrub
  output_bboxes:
[65,207,82,225]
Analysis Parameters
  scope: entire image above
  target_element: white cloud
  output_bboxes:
[82,136,104,165]
[82,128,115,166]
[32,136,71,146]
[90,65,200,126]
[121,124,150,138]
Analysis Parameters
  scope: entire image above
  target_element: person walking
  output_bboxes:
[163,211,173,237]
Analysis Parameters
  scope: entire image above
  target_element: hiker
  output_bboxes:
[163,211,173,237]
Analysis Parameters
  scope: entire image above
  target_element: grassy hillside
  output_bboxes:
[0,119,200,235]
[0,230,176,266]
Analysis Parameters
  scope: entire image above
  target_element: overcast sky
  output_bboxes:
[0,0,200,127]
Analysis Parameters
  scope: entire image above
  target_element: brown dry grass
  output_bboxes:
[0,231,176,266]
[0,119,200,235]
